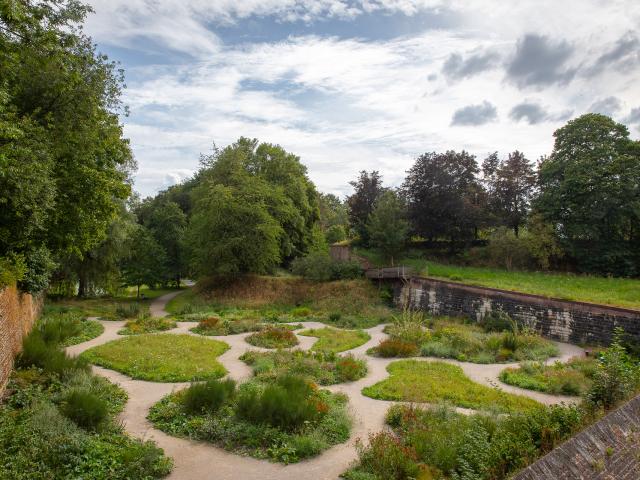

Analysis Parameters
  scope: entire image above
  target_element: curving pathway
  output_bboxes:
[66,290,585,480]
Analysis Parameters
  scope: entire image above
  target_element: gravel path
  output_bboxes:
[66,290,585,480]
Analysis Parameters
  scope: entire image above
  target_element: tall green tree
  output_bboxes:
[346,171,385,245]
[120,225,167,297]
[402,151,482,243]
[366,190,409,265]
[318,193,349,244]
[482,151,536,237]
[536,114,640,276]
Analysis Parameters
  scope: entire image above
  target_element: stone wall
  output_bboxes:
[0,284,42,392]
[514,394,640,479]
[392,277,640,345]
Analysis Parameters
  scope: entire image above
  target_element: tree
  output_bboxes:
[366,191,409,265]
[536,114,640,276]
[346,171,385,245]
[402,151,481,243]
[145,201,187,286]
[120,225,167,297]
[483,151,536,237]
[318,193,349,244]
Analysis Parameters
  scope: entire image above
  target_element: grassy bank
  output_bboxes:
[357,249,640,310]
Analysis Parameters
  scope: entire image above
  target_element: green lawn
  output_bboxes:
[362,360,540,413]
[81,334,229,382]
[298,327,370,353]
[356,249,640,310]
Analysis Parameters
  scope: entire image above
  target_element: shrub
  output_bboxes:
[181,379,236,414]
[291,307,312,317]
[17,246,56,293]
[336,355,368,381]
[39,312,82,345]
[245,326,299,349]
[480,310,513,332]
[119,315,176,335]
[354,431,421,480]
[115,302,143,319]
[236,375,322,430]
[17,331,88,376]
[291,252,363,281]
[60,389,108,430]
[375,339,418,358]
[0,253,26,288]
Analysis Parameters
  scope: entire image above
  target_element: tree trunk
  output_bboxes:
[77,272,87,298]
[137,284,140,298]
[514,224,519,238]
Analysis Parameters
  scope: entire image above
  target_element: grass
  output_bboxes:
[60,318,104,347]
[47,286,182,320]
[362,360,541,413]
[118,315,177,335]
[165,276,393,329]
[245,326,299,349]
[298,327,370,353]
[81,334,229,382]
[147,379,351,464]
[356,248,640,310]
[499,356,597,395]
[240,350,368,384]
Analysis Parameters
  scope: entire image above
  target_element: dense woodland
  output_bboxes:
[1,1,640,300]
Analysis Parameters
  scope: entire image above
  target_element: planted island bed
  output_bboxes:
[298,327,371,353]
[118,315,177,335]
[80,334,229,382]
[148,376,352,464]
[362,360,541,413]
[240,349,368,384]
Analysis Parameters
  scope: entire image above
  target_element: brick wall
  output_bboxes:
[0,284,42,392]
[514,394,640,480]
[392,277,640,346]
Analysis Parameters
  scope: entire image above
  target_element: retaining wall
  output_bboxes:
[0,284,42,392]
[392,277,640,345]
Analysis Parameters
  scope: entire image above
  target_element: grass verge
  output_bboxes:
[362,360,540,413]
[81,334,229,382]
[299,327,370,353]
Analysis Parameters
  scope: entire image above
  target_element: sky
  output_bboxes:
[82,0,640,198]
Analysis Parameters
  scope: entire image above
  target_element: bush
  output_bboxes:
[236,375,323,430]
[115,302,143,319]
[291,307,312,317]
[245,326,299,349]
[375,339,418,358]
[17,331,88,376]
[119,315,176,335]
[354,431,421,480]
[291,252,363,281]
[181,379,236,414]
[17,246,56,293]
[60,389,108,430]
[0,253,26,288]
[480,310,513,332]
[336,355,368,381]
[38,312,82,345]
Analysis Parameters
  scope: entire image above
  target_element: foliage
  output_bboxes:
[1,348,170,479]
[187,138,320,276]
[17,329,89,377]
[236,375,324,430]
[362,360,541,413]
[484,228,535,271]
[500,357,596,396]
[347,403,585,480]
[60,389,109,430]
[0,254,26,288]
[366,190,409,265]
[482,151,536,237]
[347,170,386,245]
[37,311,104,347]
[402,151,482,242]
[120,224,168,295]
[373,339,419,358]
[81,334,229,382]
[17,246,56,293]
[586,328,640,409]
[299,327,370,353]
[245,326,299,349]
[118,315,176,335]
[148,379,351,463]
[325,224,348,244]
[291,252,363,281]
[536,114,640,276]
[181,379,237,415]
[241,350,367,384]
[318,192,349,243]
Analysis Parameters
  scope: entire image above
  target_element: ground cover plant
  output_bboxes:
[148,375,352,464]
[343,403,585,480]
[299,327,370,353]
[189,314,302,336]
[0,329,172,479]
[499,356,598,395]
[240,350,368,384]
[362,360,540,413]
[118,315,177,335]
[165,277,393,329]
[37,309,104,347]
[356,249,640,310]
[81,334,229,382]
[245,326,299,349]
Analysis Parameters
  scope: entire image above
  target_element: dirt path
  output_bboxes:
[66,290,585,480]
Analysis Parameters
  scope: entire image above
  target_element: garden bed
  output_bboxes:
[245,326,299,349]
[81,334,229,382]
[298,327,370,353]
[118,315,177,335]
